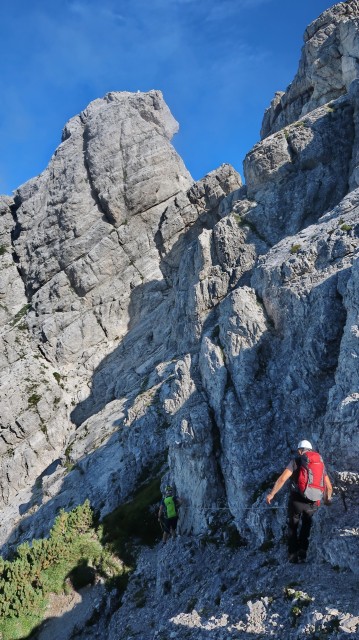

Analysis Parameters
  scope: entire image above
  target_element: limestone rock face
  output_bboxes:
[0,195,73,508]
[13,90,192,368]
[0,2,359,636]
[244,94,355,245]
[0,197,26,322]
[261,0,359,138]
[0,91,241,533]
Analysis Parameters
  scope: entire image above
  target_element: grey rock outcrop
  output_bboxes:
[245,94,355,245]
[14,91,191,361]
[0,1,359,638]
[0,92,241,543]
[0,90,195,514]
[261,0,359,138]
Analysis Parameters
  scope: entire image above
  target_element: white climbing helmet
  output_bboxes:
[297,439,312,450]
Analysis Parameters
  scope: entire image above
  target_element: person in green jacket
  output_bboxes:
[158,485,182,544]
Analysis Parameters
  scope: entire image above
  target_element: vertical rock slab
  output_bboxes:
[13,91,192,371]
[244,97,354,245]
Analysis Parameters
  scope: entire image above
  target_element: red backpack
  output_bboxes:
[296,450,325,503]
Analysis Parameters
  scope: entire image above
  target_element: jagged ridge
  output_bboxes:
[0,2,358,638]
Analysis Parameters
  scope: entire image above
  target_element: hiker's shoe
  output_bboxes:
[297,549,307,563]
[288,552,298,564]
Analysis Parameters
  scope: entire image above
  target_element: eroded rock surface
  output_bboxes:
[0,2,359,639]
[261,0,359,138]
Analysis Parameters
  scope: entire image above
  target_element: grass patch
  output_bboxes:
[290,243,301,254]
[0,245,7,256]
[232,213,242,225]
[234,215,266,241]
[10,304,31,327]
[284,587,313,627]
[293,120,308,129]
[53,372,63,385]
[340,223,352,232]
[0,611,47,640]
[17,322,28,331]
[40,423,48,436]
[28,393,42,408]
[284,587,312,604]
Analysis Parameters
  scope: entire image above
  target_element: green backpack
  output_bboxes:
[164,495,177,518]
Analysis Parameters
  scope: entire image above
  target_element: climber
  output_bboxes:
[158,485,182,544]
[266,439,333,563]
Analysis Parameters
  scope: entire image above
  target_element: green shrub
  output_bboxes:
[185,597,198,613]
[284,585,313,627]
[340,223,352,232]
[290,244,301,254]
[0,501,124,640]
[233,213,242,224]
[133,586,147,608]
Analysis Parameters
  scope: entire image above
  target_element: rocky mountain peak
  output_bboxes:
[0,2,358,639]
[261,0,359,138]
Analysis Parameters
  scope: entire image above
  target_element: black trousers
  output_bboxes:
[287,493,318,554]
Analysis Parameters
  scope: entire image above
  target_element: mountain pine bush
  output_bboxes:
[0,500,124,639]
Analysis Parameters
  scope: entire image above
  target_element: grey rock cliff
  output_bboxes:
[261,0,359,138]
[0,2,359,638]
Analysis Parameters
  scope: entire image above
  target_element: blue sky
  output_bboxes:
[0,0,337,194]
